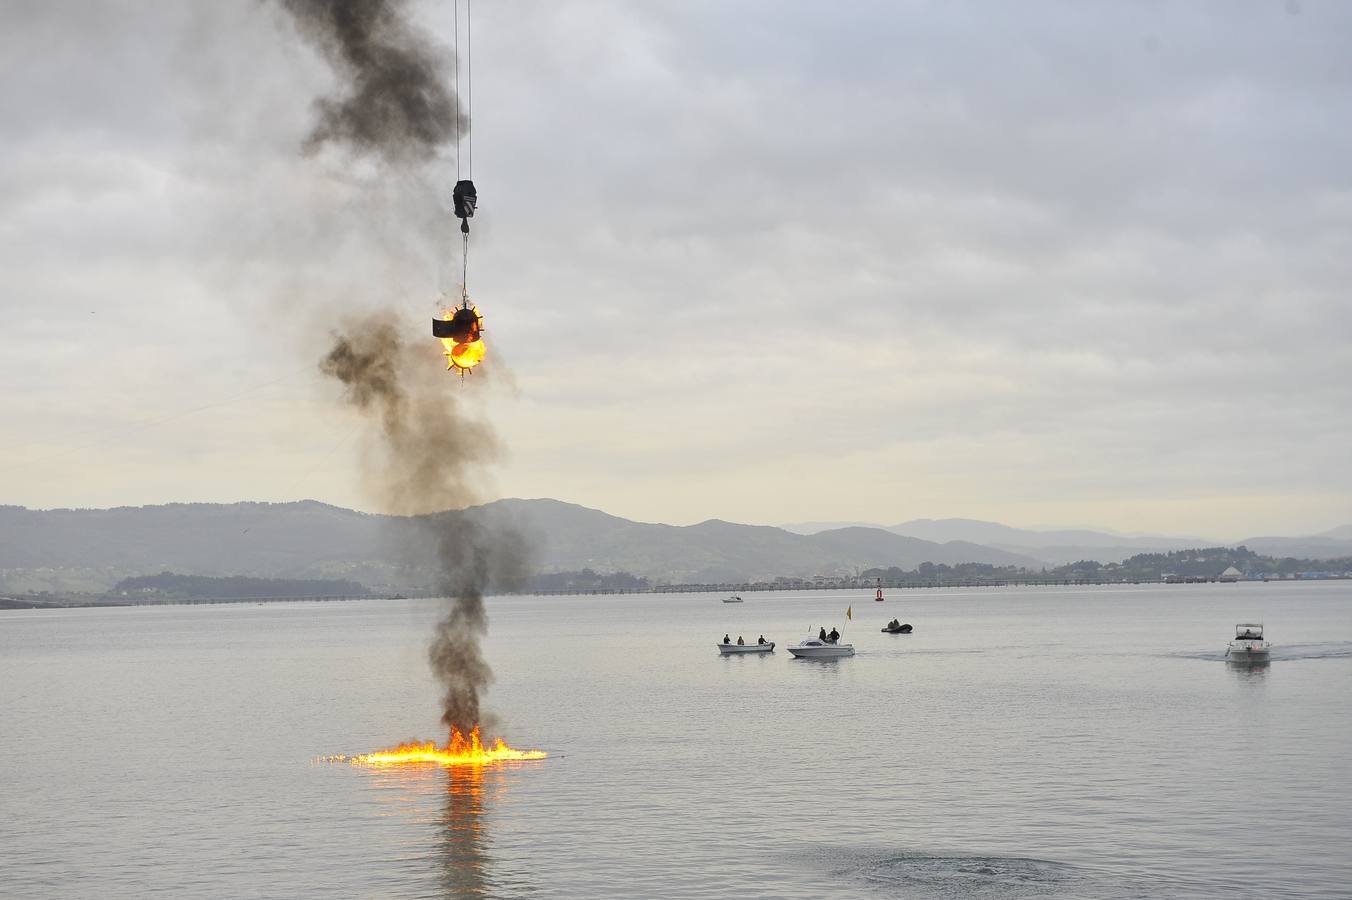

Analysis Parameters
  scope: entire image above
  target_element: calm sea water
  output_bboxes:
[3,582,1351,899]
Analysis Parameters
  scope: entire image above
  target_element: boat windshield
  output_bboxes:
[1234,624,1264,639]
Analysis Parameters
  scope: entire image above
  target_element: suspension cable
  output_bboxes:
[453,0,472,304]
[454,0,460,183]
[466,0,472,178]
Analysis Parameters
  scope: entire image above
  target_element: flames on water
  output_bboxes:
[325,727,546,767]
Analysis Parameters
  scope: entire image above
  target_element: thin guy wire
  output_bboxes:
[467,0,472,177]
[454,0,460,181]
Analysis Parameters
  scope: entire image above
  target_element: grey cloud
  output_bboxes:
[0,0,1348,535]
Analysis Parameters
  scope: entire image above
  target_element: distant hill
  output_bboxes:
[779,520,883,536]
[1232,535,1352,560]
[781,516,1352,567]
[466,500,1043,583]
[781,517,1206,566]
[885,517,1199,549]
[0,501,399,589]
[5,500,1346,594]
[0,501,375,566]
[0,499,1043,591]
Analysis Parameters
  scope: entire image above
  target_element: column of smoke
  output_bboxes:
[281,0,461,163]
[282,0,524,737]
[320,323,526,735]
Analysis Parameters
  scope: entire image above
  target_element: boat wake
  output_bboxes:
[1267,641,1352,661]
[1167,641,1352,663]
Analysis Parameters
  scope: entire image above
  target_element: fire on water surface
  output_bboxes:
[325,726,546,767]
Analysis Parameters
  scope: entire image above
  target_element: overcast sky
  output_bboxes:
[1,0,1349,538]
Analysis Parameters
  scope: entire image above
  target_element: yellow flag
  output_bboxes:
[846,605,853,620]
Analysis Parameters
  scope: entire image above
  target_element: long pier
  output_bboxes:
[0,582,1127,608]
[521,578,1163,596]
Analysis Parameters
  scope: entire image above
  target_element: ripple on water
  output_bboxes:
[845,852,1081,898]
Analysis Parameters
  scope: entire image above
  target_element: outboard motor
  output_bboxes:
[453,180,477,233]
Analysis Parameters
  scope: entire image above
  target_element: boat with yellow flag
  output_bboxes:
[788,617,855,658]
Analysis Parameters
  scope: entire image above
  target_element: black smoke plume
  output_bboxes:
[319,315,498,514]
[286,0,515,738]
[281,0,465,162]
[321,313,526,736]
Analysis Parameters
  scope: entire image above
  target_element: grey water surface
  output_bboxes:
[3,582,1351,898]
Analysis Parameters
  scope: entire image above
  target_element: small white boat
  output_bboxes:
[787,637,855,658]
[722,595,744,603]
[717,640,774,654]
[1226,623,1270,664]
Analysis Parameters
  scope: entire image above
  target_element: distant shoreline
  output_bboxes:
[5,575,1348,610]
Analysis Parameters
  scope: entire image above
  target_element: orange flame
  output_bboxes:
[446,338,486,372]
[439,307,486,373]
[325,726,546,767]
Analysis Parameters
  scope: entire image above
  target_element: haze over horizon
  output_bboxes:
[3,1,1350,537]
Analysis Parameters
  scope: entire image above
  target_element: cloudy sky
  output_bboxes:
[1,0,1349,537]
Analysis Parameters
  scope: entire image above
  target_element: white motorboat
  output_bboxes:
[1226,623,1270,664]
[722,595,744,603]
[717,640,774,654]
[787,637,855,658]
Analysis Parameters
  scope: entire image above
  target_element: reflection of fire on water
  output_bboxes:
[325,726,546,767]
[442,764,491,897]
[361,754,511,896]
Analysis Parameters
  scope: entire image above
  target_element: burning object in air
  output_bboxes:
[438,178,484,374]
[434,302,486,374]
[326,726,545,767]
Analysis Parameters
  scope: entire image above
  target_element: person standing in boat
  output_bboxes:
[723,634,731,644]
[828,627,840,643]
[757,635,766,644]
[818,626,828,641]
[737,635,745,645]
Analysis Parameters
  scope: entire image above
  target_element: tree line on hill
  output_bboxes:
[1055,546,1352,581]
[861,562,1026,581]
[519,545,1352,593]
[864,546,1352,583]
[103,545,1350,602]
[523,568,651,592]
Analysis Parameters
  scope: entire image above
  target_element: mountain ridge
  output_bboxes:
[0,498,1042,591]
[3,500,1348,594]
[780,515,1352,565]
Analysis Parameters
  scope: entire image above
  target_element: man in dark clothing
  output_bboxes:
[818,627,827,641]
[828,627,840,643]
[757,635,766,644]
[737,636,745,645]
[723,634,731,644]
